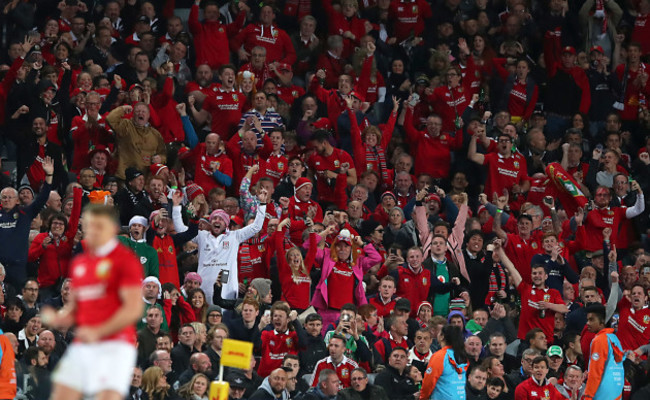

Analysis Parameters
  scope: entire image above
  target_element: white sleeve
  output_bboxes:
[172,205,188,233]
[234,204,266,243]
[377,87,386,103]
[625,193,645,219]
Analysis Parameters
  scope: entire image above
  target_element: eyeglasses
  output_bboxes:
[498,139,512,143]
[209,313,222,318]
[351,377,367,381]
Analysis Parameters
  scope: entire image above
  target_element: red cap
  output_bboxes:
[88,145,111,159]
[562,46,576,55]
[129,83,144,92]
[276,63,292,73]
[349,91,365,103]
[177,145,191,159]
[312,117,331,131]
[589,45,604,54]
[294,177,313,192]
[427,193,441,204]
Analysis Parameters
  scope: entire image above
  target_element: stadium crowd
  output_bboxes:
[4,0,650,399]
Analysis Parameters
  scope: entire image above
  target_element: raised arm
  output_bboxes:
[468,133,485,164]
[494,238,521,287]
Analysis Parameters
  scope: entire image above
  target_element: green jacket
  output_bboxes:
[118,235,159,278]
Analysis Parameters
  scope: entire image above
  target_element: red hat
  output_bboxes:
[149,163,168,176]
[185,183,204,202]
[177,145,191,159]
[417,301,433,314]
[230,215,244,227]
[129,83,144,92]
[589,45,604,54]
[294,177,313,192]
[562,46,576,55]
[381,191,397,201]
[336,229,353,245]
[427,193,441,204]
[312,117,331,131]
[477,205,488,215]
[349,91,365,102]
[88,145,111,159]
[277,63,292,73]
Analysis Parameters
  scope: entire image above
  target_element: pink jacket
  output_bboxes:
[307,242,382,310]
[414,203,471,283]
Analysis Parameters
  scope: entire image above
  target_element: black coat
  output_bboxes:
[373,365,418,400]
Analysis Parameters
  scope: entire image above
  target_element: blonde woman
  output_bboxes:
[177,373,209,400]
[141,366,176,400]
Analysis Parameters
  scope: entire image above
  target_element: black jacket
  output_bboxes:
[298,334,328,377]
[170,342,196,376]
[373,365,418,400]
[338,384,390,400]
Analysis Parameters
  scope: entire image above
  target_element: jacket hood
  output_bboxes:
[258,377,289,400]
[447,310,467,325]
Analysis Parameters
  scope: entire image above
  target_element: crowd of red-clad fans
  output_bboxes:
[5,0,650,399]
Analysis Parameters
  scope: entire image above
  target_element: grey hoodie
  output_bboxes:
[255,376,290,400]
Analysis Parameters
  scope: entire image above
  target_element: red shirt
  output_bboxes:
[285,195,324,245]
[616,296,650,351]
[483,152,528,199]
[276,85,305,106]
[307,148,354,203]
[70,241,143,343]
[632,14,650,55]
[233,24,297,65]
[506,233,538,284]
[258,329,300,377]
[515,377,561,400]
[265,153,288,185]
[69,114,114,173]
[185,81,219,96]
[203,87,245,139]
[508,80,539,119]
[614,63,650,121]
[394,266,431,318]
[369,296,396,317]
[328,262,355,310]
[426,84,472,132]
[583,207,627,252]
[311,356,359,388]
[192,148,233,194]
[389,0,433,42]
[516,281,564,340]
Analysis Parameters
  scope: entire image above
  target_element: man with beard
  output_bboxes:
[69,91,114,173]
[249,367,289,400]
[106,103,166,180]
[196,189,268,302]
[118,216,159,278]
[173,352,213,390]
[114,167,147,226]
[185,64,219,103]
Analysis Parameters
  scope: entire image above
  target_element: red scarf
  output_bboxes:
[365,144,389,184]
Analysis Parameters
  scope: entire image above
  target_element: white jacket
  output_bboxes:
[195,205,266,302]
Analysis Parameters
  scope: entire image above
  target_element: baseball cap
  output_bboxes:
[226,372,247,388]
[562,46,576,55]
[547,345,563,358]
[395,298,411,312]
[589,45,604,54]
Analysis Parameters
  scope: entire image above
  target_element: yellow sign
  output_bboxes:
[209,381,229,400]
[220,338,254,370]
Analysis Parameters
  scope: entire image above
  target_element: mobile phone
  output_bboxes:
[409,93,420,107]
[221,270,229,284]
[264,310,271,318]
[389,248,396,256]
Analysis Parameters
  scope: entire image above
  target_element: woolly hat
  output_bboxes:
[149,163,168,176]
[88,145,111,159]
[125,167,143,182]
[209,209,230,226]
[294,177,312,192]
[129,215,148,228]
[185,184,204,202]
[335,229,353,245]
[381,191,397,202]
[250,278,272,299]
[185,272,202,284]
[417,301,433,315]
[207,304,222,316]
[142,276,162,299]
[18,184,35,198]
[427,194,441,204]
[360,219,381,238]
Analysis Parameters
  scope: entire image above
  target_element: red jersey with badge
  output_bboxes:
[516,282,563,340]
[426,83,472,132]
[307,148,355,204]
[233,24,297,65]
[389,0,433,42]
[311,356,359,388]
[258,329,300,377]
[369,296,396,318]
[515,377,561,400]
[483,152,528,199]
[70,241,143,344]
[202,87,245,139]
[328,262,355,310]
[191,146,233,193]
[395,266,431,318]
[265,153,288,185]
[616,296,650,351]
[276,85,305,106]
[583,207,627,252]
